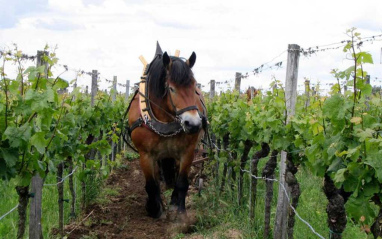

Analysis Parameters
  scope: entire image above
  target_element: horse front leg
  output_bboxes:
[140,153,163,218]
[175,148,195,219]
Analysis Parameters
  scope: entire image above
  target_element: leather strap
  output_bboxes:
[175,105,199,116]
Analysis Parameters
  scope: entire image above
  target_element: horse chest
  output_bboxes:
[155,138,183,157]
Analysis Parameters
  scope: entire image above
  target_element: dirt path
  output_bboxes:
[64,159,201,239]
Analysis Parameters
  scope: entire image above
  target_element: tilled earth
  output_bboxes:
[64,159,201,239]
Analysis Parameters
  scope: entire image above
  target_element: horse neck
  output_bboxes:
[148,89,174,122]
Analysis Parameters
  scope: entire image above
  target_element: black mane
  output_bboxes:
[148,55,194,98]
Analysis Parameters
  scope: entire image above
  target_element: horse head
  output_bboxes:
[162,51,202,134]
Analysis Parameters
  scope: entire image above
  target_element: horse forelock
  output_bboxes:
[168,57,194,87]
[148,55,194,98]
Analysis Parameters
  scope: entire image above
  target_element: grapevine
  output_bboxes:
[0,46,126,238]
[207,28,382,238]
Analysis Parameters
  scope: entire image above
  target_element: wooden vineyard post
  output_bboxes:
[57,162,64,238]
[91,70,98,106]
[235,72,241,92]
[82,70,98,210]
[29,175,44,239]
[304,79,310,108]
[111,76,117,161]
[208,79,218,184]
[210,80,215,98]
[68,157,76,219]
[125,80,130,100]
[124,79,129,152]
[274,44,300,239]
[366,75,370,110]
[29,50,48,239]
[112,76,117,102]
[249,87,254,100]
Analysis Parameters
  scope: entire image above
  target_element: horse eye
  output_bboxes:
[169,87,175,93]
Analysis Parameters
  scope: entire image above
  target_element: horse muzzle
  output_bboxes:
[180,112,202,134]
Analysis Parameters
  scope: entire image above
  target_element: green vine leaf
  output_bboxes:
[30,132,49,154]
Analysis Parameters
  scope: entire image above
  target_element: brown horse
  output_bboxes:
[127,45,206,220]
[245,86,259,100]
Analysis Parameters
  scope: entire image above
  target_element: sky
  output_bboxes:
[0,0,381,94]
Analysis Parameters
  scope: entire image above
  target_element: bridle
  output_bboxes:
[164,83,200,119]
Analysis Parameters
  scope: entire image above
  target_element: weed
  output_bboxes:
[185,161,368,239]
[124,150,139,161]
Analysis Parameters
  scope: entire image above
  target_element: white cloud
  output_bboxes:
[0,0,381,94]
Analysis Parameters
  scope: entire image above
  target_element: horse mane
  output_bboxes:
[148,55,194,98]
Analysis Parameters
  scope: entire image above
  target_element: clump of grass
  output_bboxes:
[0,165,115,239]
[185,160,368,239]
[94,187,120,205]
[0,171,84,238]
[124,150,139,161]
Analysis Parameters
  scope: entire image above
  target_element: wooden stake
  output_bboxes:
[91,70,98,107]
[29,50,48,239]
[235,72,241,92]
[210,80,215,98]
[274,44,300,239]
[57,162,64,238]
[304,80,310,108]
[29,173,43,239]
[111,77,117,162]
[125,80,130,100]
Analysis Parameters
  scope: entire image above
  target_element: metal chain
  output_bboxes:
[145,118,184,138]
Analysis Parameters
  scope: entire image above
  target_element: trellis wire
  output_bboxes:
[0,204,19,221]
[240,168,326,239]
[212,143,325,238]
[0,165,79,221]
[240,33,382,80]
[213,143,304,159]
[44,166,79,186]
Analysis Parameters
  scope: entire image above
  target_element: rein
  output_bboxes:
[138,90,180,122]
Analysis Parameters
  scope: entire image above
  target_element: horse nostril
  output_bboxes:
[181,114,202,134]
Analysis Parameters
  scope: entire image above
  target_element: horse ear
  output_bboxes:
[163,52,172,70]
[186,52,196,68]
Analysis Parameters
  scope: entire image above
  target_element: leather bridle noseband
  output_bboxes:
[165,83,200,118]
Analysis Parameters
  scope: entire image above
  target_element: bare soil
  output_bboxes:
[64,159,202,239]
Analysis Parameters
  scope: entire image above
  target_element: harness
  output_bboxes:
[126,55,207,138]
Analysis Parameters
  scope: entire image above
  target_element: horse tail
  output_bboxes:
[159,158,177,189]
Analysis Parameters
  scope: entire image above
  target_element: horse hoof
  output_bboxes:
[159,211,167,220]
[177,212,189,223]
[167,206,178,221]
[169,205,177,212]
[146,201,163,218]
